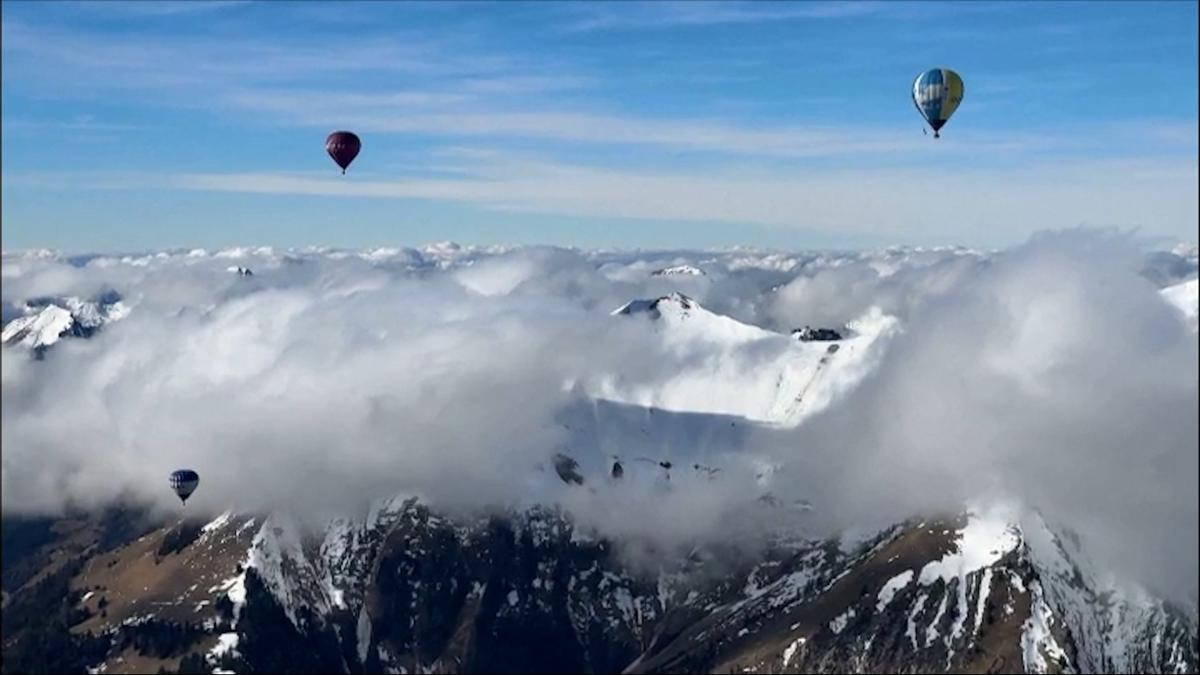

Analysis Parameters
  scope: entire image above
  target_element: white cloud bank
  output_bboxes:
[1,230,1197,600]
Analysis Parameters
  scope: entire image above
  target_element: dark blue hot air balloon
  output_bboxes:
[169,469,200,504]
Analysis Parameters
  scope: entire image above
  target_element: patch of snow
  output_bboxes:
[613,587,637,627]
[876,570,914,612]
[1009,570,1026,594]
[972,568,994,639]
[1022,580,1070,673]
[121,614,154,627]
[907,593,928,649]
[329,587,345,610]
[918,505,1021,587]
[216,556,249,623]
[925,593,948,647]
[357,606,372,664]
[202,511,233,536]
[782,637,806,666]
[829,607,856,634]
[207,632,240,664]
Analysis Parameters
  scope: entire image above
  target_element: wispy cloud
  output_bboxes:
[223,89,939,158]
[33,152,1192,245]
[1,114,144,133]
[455,74,594,95]
[559,1,886,32]
[61,0,254,16]
[0,18,513,91]
[220,86,1197,164]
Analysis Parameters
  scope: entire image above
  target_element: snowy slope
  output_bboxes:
[601,293,897,424]
[630,503,1197,675]
[1020,510,1198,674]
[652,265,706,277]
[245,514,333,628]
[1,305,75,349]
[1,296,129,350]
[611,292,774,345]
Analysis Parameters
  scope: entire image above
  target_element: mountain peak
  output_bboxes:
[1,294,129,352]
[652,265,705,277]
[1,305,75,349]
[611,292,697,318]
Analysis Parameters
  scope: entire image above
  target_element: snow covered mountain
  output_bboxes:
[1,293,129,352]
[601,293,896,425]
[651,265,706,277]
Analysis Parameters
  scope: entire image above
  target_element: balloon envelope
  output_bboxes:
[325,131,361,173]
[912,68,964,136]
[169,469,200,503]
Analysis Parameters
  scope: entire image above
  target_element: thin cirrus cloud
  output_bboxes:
[226,95,928,158]
[59,0,254,16]
[557,1,889,32]
[56,150,1194,245]
[222,87,1190,163]
[0,18,509,89]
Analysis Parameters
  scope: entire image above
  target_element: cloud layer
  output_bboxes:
[2,230,1197,599]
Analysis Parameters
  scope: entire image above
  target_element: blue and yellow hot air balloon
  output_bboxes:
[912,68,964,138]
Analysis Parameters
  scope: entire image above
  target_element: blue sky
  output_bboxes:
[2,0,1197,253]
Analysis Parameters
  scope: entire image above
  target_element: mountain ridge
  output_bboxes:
[3,498,1194,674]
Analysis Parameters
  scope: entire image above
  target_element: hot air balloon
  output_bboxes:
[325,131,361,174]
[169,469,200,504]
[912,68,964,138]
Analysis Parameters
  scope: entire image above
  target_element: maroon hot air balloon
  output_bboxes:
[325,131,361,174]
